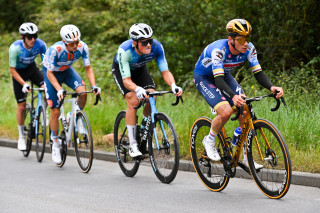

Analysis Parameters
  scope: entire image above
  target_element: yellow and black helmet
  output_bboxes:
[226,19,252,37]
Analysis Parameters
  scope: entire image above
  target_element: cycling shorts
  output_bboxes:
[43,67,84,109]
[112,61,156,97]
[193,72,244,111]
[12,63,44,103]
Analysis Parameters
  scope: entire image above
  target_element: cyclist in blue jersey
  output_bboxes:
[194,19,283,168]
[9,22,47,151]
[112,23,183,157]
[43,24,101,164]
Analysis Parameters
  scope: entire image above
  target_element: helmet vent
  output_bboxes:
[139,30,145,35]
[144,28,149,34]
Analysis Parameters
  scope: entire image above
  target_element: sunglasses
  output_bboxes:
[235,36,251,45]
[66,40,80,47]
[139,39,153,46]
[25,34,38,40]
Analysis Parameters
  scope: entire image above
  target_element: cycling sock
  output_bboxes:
[51,130,60,146]
[18,125,24,139]
[127,125,137,146]
[206,129,217,143]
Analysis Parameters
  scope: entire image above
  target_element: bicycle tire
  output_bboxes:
[56,129,67,167]
[23,104,32,157]
[190,117,230,192]
[74,110,94,173]
[35,106,46,162]
[247,119,292,199]
[148,112,179,184]
[114,110,140,177]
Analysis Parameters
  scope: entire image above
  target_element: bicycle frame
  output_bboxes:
[59,97,80,146]
[32,88,45,136]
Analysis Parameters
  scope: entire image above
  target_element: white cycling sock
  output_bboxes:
[18,125,24,139]
[206,129,217,143]
[127,125,137,146]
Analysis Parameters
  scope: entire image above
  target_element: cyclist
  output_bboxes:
[43,24,101,164]
[193,19,283,168]
[9,22,47,151]
[112,23,183,157]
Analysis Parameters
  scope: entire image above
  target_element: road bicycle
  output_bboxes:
[114,90,183,183]
[52,90,101,173]
[190,93,292,199]
[23,83,48,162]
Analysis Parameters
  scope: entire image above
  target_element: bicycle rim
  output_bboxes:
[247,119,292,199]
[114,111,140,177]
[148,112,179,184]
[190,117,229,191]
[74,110,93,173]
[35,106,46,162]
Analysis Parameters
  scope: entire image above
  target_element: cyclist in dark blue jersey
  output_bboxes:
[9,22,47,151]
[112,23,183,157]
[194,19,283,168]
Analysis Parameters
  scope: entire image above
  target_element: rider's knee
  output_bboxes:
[17,102,26,112]
[125,92,139,108]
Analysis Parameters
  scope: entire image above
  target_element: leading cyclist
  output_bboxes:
[112,23,183,158]
[9,22,47,151]
[193,19,283,168]
[43,24,101,164]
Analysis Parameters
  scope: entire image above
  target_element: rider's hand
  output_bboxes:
[270,86,283,99]
[135,86,147,100]
[92,85,101,95]
[232,94,246,107]
[171,83,183,96]
[57,89,65,101]
[22,83,31,93]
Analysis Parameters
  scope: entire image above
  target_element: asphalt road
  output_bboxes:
[0,146,319,213]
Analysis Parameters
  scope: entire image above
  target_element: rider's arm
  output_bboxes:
[123,77,138,92]
[84,65,96,87]
[254,71,273,90]
[161,70,175,86]
[10,67,26,86]
[214,76,236,99]
[47,70,63,91]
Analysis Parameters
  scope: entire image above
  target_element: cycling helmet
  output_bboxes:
[129,23,153,40]
[226,19,252,37]
[19,23,38,35]
[60,24,81,43]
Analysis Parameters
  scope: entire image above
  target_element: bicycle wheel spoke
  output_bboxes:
[35,106,46,162]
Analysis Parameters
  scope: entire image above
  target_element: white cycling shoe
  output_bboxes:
[202,136,221,161]
[17,138,26,151]
[52,145,62,164]
[129,144,142,158]
[77,118,87,135]
[243,160,264,170]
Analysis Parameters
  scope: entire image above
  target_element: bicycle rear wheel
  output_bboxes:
[190,117,230,192]
[35,106,46,162]
[23,103,32,157]
[56,129,67,167]
[114,110,140,177]
[148,112,179,184]
[74,110,93,173]
[247,119,292,199]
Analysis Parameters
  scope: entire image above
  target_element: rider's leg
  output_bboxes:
[125,92,142,157]
[75,85,87,110]
[50,107,62,164]
[17,102,26,138]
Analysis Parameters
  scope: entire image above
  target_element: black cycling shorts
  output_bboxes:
[112,61,156,97]
[12,63,44,103]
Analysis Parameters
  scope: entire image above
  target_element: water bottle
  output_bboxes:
[66,112,71,126]
[232,127,242,146]
[140,117,147,131]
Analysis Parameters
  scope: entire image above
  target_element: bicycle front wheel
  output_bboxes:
[190,117,230,192]
[247,119,292,199]
[74,110,93,173]
[148,112,179,184]
[23,103,32,157]
[35,106,46,162]
[114,111,140,177]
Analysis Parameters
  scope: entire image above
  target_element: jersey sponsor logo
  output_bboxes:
[221,96,226,100]
[56,46,61,52]
[228,54,231,59]
[208,84,215,88]
[200,81,215,99]
[201,57,212,68]
[236,86,242,94]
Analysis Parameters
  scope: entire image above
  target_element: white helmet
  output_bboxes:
[60,24,81,43]
[19,23,38,35]
[129,23,153,40]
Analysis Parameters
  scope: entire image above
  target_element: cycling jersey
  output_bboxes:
[194,39,261,77]
[9,39,46,69]
[113,39,169,79]
[43,41,90,71]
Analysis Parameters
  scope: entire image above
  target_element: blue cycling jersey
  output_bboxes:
[9,39,47,69]
[194,39,261,77]
[113,39,169,79]
[43,41,90,71]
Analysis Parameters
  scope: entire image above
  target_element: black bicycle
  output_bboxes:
[23,83,48,162]
[114,91,183,183]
